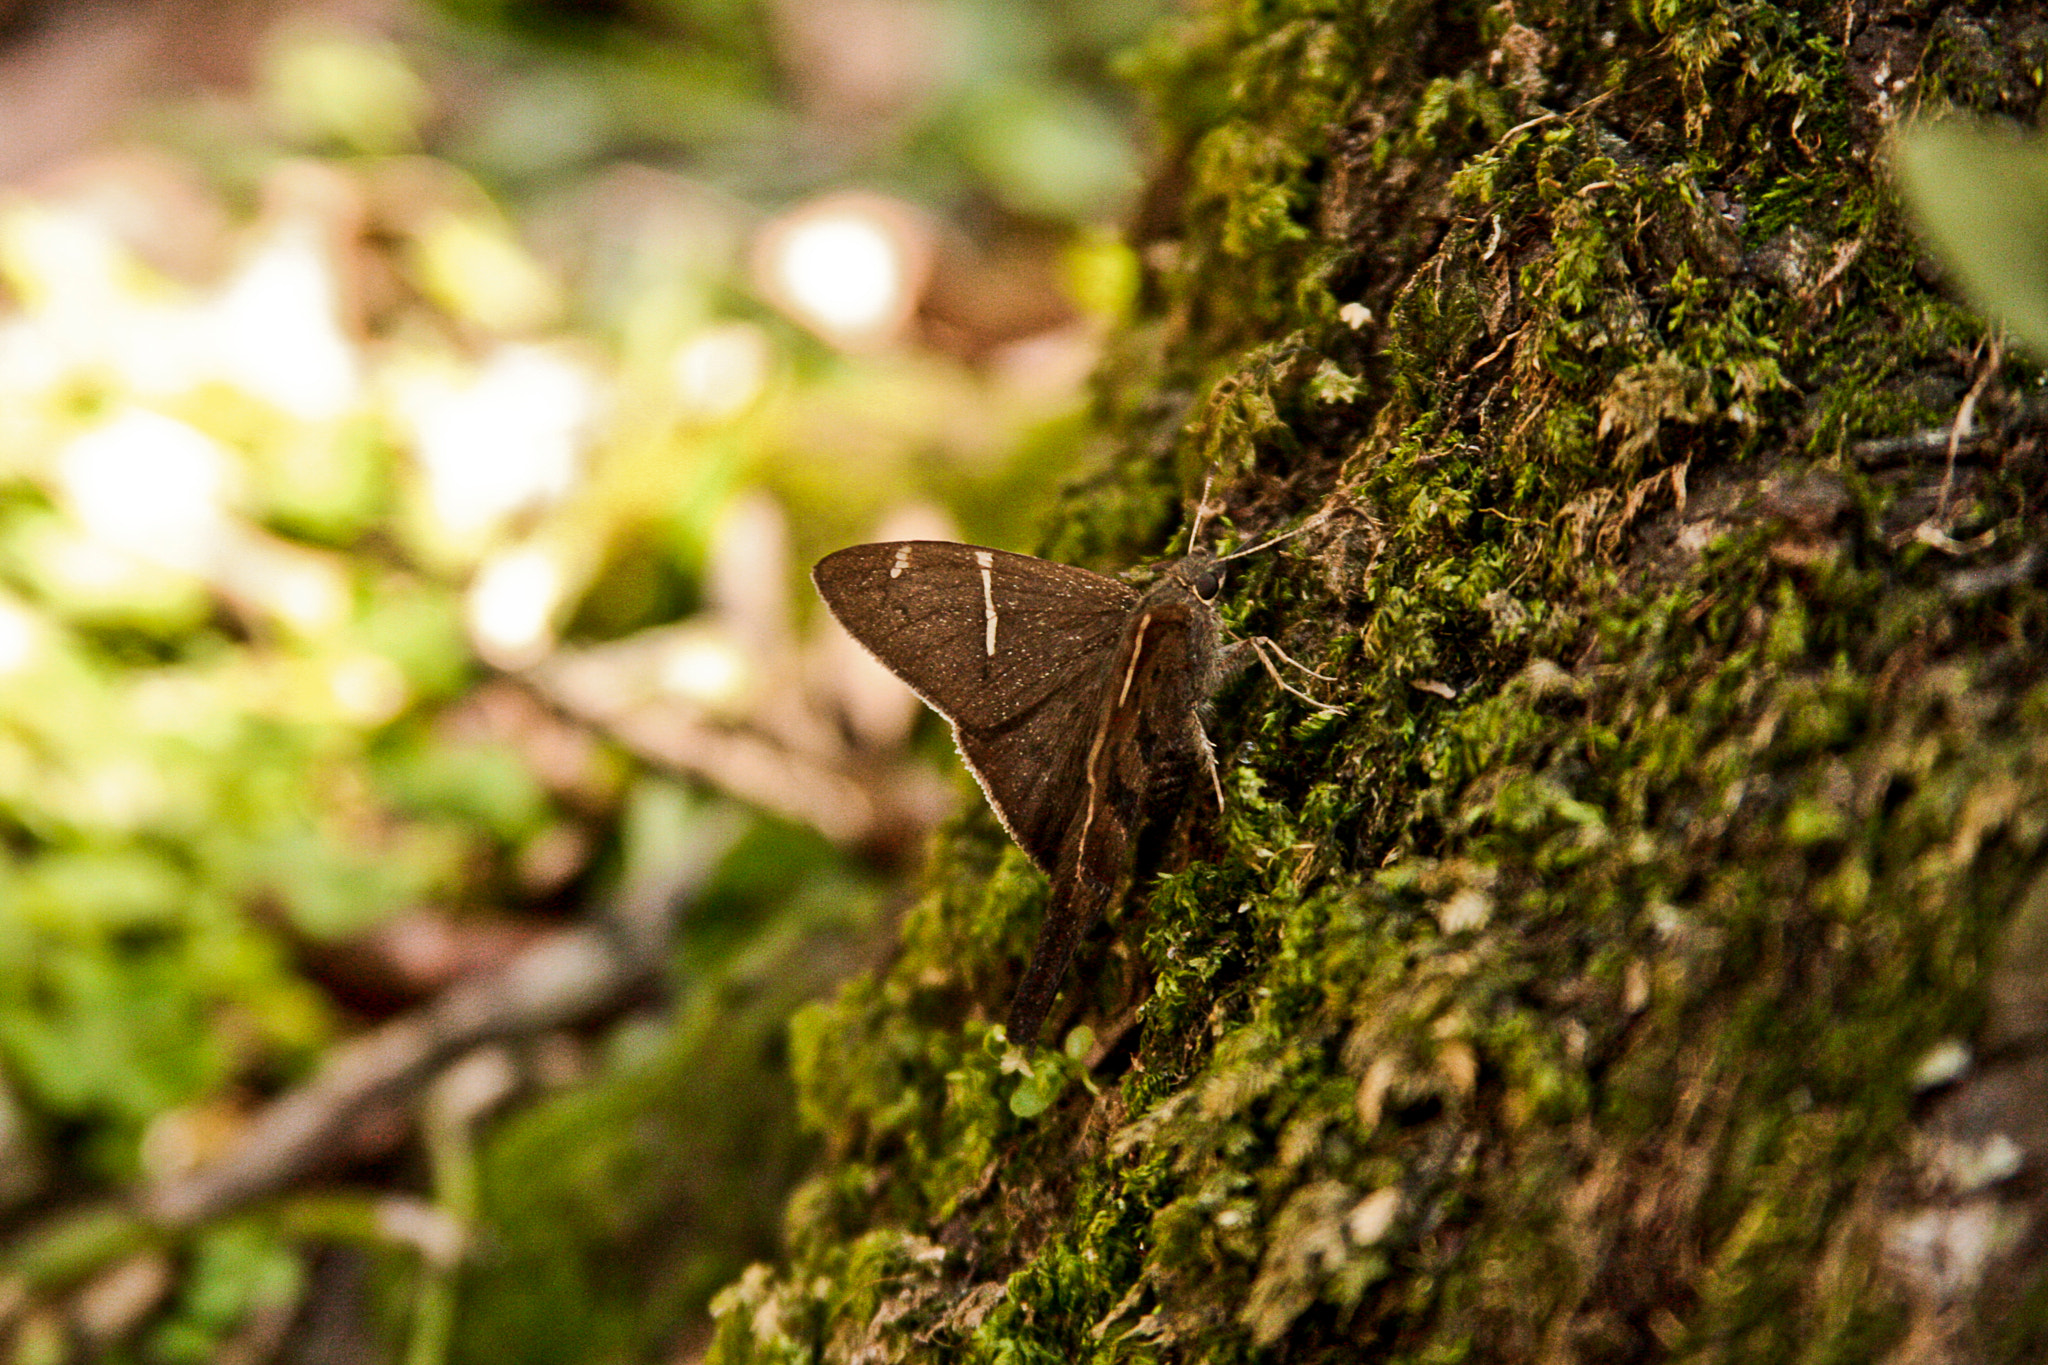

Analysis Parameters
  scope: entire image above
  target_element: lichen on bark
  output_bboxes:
[707,0,2048,1361]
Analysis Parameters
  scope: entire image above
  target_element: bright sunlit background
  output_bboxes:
[0,0,1162,1359]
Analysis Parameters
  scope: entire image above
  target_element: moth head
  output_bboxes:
[1176,546,1225,601]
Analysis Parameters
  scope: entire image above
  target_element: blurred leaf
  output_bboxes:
[232,823,462,939]
[373,732,550,842]
[252,418,392,546]
[448,66,618,182]
[0,944,222,1131]
[4,1204,151,1289]
[1062,227,1139,320]
[263,28,430,154]
[954,79,1140,220]
[150,1222,304,1363]
[16,847,188,933]
[1894,117,2048,356]
[407,214,564,334]
[352,588,470,700]
[4,512,213,634]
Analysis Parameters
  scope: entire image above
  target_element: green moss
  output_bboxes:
[704,0,2045,1358]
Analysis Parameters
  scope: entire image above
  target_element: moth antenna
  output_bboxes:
[1216,505,1332,564]
[1186,471,1218,554]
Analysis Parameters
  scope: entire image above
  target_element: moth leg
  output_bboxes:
[1213,636,1257,686]
[1251,634,1337,682]
[1244,636,1346,714]
[1196,720,1226,812]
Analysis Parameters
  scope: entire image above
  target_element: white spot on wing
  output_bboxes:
[1077,697,1111,867]
[976,550,997,656]
[1119,613,1152,705]
[889,545,912,579]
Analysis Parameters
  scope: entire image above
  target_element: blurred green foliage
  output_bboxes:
[1894,116,2048,358]
[0,0,1163,1358]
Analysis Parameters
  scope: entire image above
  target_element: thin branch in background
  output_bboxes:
[143,814,742,1229]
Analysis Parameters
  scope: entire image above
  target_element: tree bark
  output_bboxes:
[708,1,2048,1361]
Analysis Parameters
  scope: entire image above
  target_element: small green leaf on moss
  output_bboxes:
[1309,359,1365,405]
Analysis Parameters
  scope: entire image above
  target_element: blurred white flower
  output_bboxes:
[657,629,752,712]
[0,203,131,322]
[755,193,929,349]
[467,544,566,669]
[267,556,350,633]
[670,321,772,421]
[70,757,169,832]
[400,345,599,547]
[0,193,368,418]
[0,317,67,397]
[0,597,38,677]
[0,204,208,397]
[44,533,148,594]
[209,225,361,420]
[213,538,349,634]
[328,653,410,726]
[56,409,234,573]
[775,215,898,331]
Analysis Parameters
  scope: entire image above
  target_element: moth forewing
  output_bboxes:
[811,541,1137,732]
[813,540,1137,872]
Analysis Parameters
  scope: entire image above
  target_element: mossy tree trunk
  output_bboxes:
[709,1,2048,1361]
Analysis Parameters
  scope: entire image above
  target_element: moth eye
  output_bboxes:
[1194,567,1222,600]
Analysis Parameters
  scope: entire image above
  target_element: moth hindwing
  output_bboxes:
[813,538,1239,1047]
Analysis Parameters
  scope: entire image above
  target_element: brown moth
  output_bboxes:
[813,514,1332,1046]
